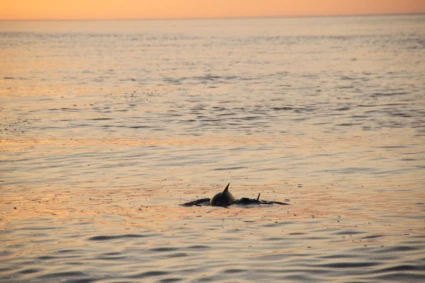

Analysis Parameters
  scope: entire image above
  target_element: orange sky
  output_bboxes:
[1,0,425,20]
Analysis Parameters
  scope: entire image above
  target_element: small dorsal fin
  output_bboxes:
[223,183,230,193]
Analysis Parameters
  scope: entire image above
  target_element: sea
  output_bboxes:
[1,15,425,282]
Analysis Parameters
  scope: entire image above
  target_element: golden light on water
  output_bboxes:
[1,14,425,282]
[2,130,424,235]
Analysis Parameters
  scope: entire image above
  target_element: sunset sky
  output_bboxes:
[1,0,425,20]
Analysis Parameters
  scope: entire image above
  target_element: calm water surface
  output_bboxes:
[1,15,425,282]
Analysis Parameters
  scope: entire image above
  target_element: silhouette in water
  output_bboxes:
[181,183,290,207]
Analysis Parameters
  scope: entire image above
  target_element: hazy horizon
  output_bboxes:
[1,12,424,22]
[2,0,425,21]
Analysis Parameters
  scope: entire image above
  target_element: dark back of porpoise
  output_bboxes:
[210,183,235,206]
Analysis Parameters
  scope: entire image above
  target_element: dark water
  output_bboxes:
[1,15,425,282]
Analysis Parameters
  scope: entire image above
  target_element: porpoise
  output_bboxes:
[210,183,236,206]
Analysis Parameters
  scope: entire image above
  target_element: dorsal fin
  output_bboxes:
[223,183,230,193]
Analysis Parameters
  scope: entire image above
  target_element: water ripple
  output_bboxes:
[87,234,150,241]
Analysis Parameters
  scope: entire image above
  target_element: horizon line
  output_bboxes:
[1,12,424,22]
